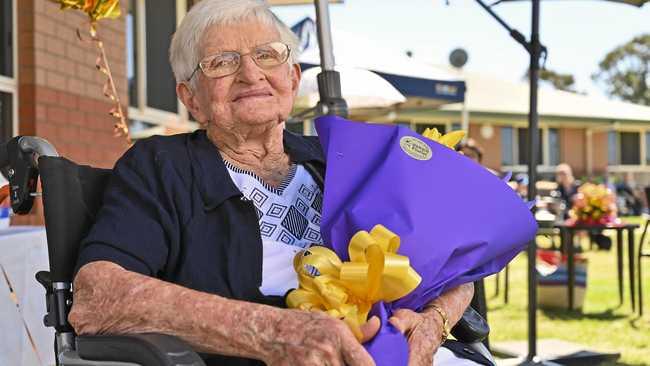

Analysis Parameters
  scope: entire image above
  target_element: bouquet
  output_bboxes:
[568,183,618,226]
[289,116,537,365]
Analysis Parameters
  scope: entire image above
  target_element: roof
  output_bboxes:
[439,68,650,123]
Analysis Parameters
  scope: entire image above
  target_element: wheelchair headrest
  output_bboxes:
[39,156,112,283]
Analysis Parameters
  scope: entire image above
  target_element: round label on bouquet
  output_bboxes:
[400,136,432,161]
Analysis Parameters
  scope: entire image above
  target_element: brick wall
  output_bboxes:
[559,128,586,176]
[592,131,609,175]
[14,0,129,225]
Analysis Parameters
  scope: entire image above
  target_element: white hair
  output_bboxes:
[169,0,300,88]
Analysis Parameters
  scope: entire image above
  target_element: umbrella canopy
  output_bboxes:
[292,17,466,108]
[297,66,406,109]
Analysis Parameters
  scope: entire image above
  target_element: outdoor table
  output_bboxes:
[0,226,54,366]
[554,221,639,311]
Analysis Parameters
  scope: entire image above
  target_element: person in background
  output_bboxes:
[555,163,579,214]
[513,173,528,200]
[457,138,484,164]
[615,172,643,216]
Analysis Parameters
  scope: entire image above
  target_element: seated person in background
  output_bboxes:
[69,1,481,365]
[554,163,579,218]
[615,172,643,216]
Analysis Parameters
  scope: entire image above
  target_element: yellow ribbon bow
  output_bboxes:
[287,225,422,340]
[421,128,466,149]
[49,0,121,23]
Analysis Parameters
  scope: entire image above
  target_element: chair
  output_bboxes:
[0,136,494,365]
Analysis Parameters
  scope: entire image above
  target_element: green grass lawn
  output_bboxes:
[485,217,650,366]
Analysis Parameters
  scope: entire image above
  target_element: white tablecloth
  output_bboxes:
[0,226,55,366]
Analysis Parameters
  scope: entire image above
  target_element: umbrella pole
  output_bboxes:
[473,1,543,362]
[313,0,348,117]
[526,0,541,362]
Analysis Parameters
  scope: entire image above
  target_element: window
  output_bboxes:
[620,132,640,165]
[127,0,197,139]
[0,0,15,144]
[127,1,138,107]
[608,131,642,165]
[0,92,12,142]
[608,131,617,165]
[502,126,546,166]
[0,0,12,78]
[145,0,177,113]
[501,126,514,166]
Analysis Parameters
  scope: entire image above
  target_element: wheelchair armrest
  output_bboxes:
[450,306,490,344]
[76,333,206,366]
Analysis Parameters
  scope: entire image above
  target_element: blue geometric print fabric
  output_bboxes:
[224,161,324,296]
[224,161,323,248]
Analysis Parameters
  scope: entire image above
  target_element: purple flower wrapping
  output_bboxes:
[314,116,537,365]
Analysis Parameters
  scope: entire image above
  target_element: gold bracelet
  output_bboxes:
[423,304,450,343]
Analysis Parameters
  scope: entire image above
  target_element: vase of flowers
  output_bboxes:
[569,183,618,226]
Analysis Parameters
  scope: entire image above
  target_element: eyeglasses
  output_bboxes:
[187,42,291,81]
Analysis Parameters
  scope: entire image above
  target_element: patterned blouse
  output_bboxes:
[224,161,323,296]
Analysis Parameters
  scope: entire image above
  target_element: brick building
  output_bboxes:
[389,70,650,183]
[2,0,202,224]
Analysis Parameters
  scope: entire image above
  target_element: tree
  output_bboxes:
[592,34,650,106]
[540,68,577,92]
[524,68,577,92]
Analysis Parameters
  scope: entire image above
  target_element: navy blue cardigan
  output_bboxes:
[76,129,325,365]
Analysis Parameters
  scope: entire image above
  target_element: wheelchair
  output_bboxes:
[0,135,494,366]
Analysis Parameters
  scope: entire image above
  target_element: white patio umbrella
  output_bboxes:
[296,66,406,110]
[294,17,466,109]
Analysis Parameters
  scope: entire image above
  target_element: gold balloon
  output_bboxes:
[48,0,129,142]
[49,0,121,23]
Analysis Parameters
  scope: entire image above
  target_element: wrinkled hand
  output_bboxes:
[263,309,380,366]
[389,309,444,366]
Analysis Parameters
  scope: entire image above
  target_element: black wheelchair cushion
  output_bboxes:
[77,333,206,366]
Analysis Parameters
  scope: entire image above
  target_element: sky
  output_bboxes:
[271,0,650,99]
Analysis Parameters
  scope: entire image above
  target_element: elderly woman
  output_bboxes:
[69,1,477,365]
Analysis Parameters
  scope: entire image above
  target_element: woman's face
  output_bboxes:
[180,19,301,133]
